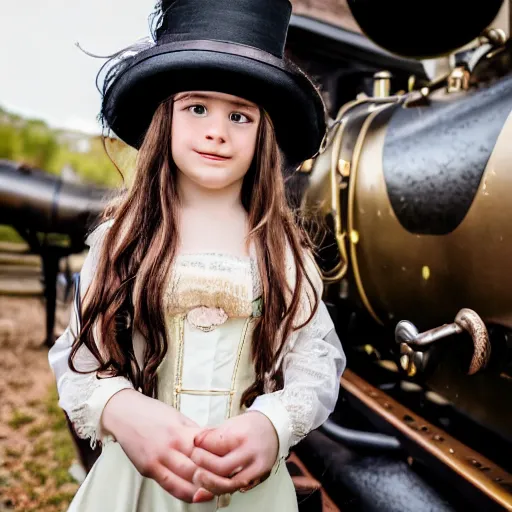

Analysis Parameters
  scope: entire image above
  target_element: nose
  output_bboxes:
[204,112,228,144]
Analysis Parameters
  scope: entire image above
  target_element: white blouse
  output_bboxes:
[48,221,346,460]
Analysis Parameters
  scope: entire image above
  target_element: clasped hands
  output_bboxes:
[189,411,279,503]
[103,390,279,504]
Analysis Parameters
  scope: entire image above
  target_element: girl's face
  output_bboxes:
[171,91,261,191]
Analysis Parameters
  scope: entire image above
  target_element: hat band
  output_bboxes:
[140,39,286,71]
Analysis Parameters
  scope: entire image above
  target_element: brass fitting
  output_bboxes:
[447,66,470,93]
[373,70,392,98]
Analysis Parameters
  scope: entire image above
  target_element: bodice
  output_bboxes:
[157,253,262,427]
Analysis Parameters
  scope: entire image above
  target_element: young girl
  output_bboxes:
[49,0,346,510]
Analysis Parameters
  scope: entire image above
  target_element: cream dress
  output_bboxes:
[48,221,346,512]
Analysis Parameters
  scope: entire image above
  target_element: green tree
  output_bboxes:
[18,119,58,169]
[0,124,21,160]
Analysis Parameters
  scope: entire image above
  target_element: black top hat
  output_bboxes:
[100,0,326,166]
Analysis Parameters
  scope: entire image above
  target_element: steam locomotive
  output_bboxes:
[2,1,512,509]
[294,1,512,510]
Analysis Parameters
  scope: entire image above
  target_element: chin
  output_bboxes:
[188,175,227,189]
[191,170,239,190]
[197,179,234,190]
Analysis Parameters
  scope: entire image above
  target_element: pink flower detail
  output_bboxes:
[187,306,228,331]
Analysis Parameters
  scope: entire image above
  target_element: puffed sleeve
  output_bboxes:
[48,219,135,448]
[246,249,346,460]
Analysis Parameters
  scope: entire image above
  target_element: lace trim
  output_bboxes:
[173,252,262,300]
[278,353,337,444]
[62,366,133,449]
[250,257,262,299]
[278,387,316,441]
[275,303,341,446]
[61,370,104,449]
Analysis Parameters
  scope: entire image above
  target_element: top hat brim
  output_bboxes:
[102,44,326,166]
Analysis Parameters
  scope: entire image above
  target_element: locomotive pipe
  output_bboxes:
[319,417,402,452]
[0,159,112,347]
[0,159,110,236]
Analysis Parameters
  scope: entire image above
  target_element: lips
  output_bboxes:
[195,151,231,161]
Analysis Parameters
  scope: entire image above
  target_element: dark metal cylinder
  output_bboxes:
[0,160,110,236]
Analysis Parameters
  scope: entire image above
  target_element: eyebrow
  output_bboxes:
[174,93,258,110]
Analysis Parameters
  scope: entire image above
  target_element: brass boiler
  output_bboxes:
[303,42,512,441]
[306,54,512,333]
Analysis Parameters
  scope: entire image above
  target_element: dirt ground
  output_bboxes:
[0,295,79,511]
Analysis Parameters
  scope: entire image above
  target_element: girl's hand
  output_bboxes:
[190,411,279,499]
[101,389,214,503]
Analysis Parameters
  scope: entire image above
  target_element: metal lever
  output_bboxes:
[395,308,491,377]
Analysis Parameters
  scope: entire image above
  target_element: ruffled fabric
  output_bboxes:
[247,301,345,459]
[49,220,135,448]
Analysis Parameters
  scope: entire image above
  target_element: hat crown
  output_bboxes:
[155,0,292,58]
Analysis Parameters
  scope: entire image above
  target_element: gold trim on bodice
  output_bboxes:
[158,314,256,421]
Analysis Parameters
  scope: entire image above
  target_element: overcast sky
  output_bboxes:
[0,0,156,134]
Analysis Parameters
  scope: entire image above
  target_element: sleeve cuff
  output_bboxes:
[86,377,134,445]
[247,393,292,459]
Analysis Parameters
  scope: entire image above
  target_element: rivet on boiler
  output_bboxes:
[338,158,350,177]
[350,230,360,244]
[422,266,430,280]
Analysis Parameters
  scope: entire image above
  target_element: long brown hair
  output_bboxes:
[69,96,319,407]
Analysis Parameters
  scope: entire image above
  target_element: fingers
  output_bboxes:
[160,449,199,483]
[191,446,253,477]
[193,427,216,447]
[170,426,203,457]
[194,427,242,456]
[195,462,263,495]
[182,416,201,428]
[153,463,213,503]
[156,451,215,503]
[193,487,216,504]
